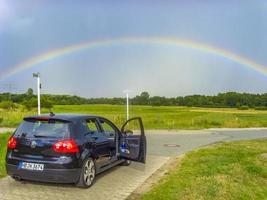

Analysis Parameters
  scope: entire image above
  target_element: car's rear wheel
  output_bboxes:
[76,157,96,188]
[12,175,23,182]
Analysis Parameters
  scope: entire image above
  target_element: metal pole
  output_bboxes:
[33,73,41,115]
[37,75,41,115]
[123,90,131,121]
[126,92,129,120]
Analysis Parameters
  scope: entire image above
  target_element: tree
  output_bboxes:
[41,96,53,109]
[2,90,267,108]
[150,96,163,106]
[26,88,34,97]
[132,91,150,105]
[140,91,150,100]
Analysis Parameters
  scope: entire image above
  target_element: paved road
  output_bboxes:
[0,129,267,200]
[147,129,267,156]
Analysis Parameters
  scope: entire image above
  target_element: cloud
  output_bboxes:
[0,0,13,30]
[0,0,10,18]
[0,1,34,33]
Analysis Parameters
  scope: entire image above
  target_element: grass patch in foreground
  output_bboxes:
[142,139,267,200]
[0,132,11,178]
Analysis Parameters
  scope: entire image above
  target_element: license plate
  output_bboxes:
[19,162,44,171]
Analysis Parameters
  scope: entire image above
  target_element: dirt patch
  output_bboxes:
[0,128,15,134]
[190,108,266,114]
[127,155,184,200]
[260,153,267,159]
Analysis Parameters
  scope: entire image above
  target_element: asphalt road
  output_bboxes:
[147,128,267,157]
[0,129,267,200]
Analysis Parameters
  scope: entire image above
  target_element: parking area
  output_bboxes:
[0,155,169,200]
[0,129,267,200]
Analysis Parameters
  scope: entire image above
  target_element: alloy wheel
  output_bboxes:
[83,159,95,186]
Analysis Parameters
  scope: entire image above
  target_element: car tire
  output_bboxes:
[121,159,131,166]
[12,176,23,182]
[76,157,96,188]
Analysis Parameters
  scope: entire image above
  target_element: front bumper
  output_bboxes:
[6,163,81,183]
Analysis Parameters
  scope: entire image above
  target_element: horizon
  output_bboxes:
[1,1,267,97]
[2,89,267,99]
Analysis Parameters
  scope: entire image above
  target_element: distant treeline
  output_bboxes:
[1,89,267,110]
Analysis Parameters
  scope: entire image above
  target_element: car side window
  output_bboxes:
[80,120,90,136]
[99,118,117,139]
[86,119,99,133]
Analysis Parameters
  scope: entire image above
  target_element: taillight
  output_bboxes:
[8,136,17,149]
[52,139,79,153]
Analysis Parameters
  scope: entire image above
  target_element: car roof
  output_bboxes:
[24,114,101,122]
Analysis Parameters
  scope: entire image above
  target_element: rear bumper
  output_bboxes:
[6,163,81,184]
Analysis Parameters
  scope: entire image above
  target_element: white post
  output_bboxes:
[33,73,41,115]
[126,92,129,120]
[37,75,41,115]
[123,90,131,120]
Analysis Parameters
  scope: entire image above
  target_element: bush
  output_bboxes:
[254,106,267,110]
[22,97,53,111]
[22,98,37,110]
[41,97,53,109]
[0,101,16,110]
[238,105,249,110]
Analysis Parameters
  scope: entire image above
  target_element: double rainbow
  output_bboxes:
[1,37,266,80]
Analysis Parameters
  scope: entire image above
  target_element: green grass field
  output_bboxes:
[0,132,11,178]
[142,139,267,200]
[1,105,267,129]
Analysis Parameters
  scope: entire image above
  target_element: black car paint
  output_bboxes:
[6,114,146,184]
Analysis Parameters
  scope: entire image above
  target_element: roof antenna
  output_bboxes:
[49,112,55,117]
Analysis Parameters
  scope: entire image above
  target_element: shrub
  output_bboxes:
[22,97,53,111]
[0,101,16,110]
[22,98,37,110]
[254,106,267,110]
[41,98,53,109]
[238,105,249,110]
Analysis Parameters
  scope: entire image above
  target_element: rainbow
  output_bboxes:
[1,37,267,80]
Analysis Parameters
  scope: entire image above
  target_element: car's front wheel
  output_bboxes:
[76,157,96,188]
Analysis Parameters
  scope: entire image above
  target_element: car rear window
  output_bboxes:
[14,119,70,139]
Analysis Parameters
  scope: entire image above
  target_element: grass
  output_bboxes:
[142,139,267,200]
[0,132,11,178]
[1,105,267,129]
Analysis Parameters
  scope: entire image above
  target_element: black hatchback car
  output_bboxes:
[6,114,146,188]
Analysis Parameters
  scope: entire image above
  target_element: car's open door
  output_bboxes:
[119,117,146,163]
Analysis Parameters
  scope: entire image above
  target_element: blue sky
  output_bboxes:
[0,0,267,97]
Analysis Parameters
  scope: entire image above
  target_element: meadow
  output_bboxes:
[1,105,267,129]
[142,139,267,200]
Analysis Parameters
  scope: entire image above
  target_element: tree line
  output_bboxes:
[1,89,267,110]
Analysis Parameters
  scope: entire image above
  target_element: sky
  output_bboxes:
[0,0,267,97]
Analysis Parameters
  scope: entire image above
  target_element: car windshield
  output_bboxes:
[14,119,70,139]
